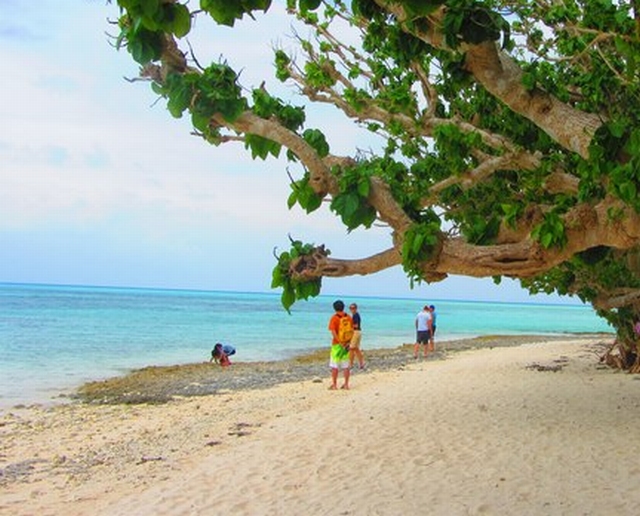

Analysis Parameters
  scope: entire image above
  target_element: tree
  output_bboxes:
[109,0,640,369]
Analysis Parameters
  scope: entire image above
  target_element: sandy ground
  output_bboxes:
[3,338,640,515]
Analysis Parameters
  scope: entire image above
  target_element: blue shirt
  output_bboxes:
[221,344,236,356]
[352,312,361,330]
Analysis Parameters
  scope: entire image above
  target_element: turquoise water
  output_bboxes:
[0,283,612,408]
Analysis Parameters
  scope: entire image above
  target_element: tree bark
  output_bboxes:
[374,2,604,158]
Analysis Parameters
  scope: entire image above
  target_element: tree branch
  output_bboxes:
[290,196,640,282]
[374,2,605,159]
[593,289,640,310]
[290,247,401,280]
[216,111,333,196]
[217,112,414,232]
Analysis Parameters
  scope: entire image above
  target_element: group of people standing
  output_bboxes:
[212,300,438,389]
[327,299,438,390]
[327,300,365,390]
[413,304,437,359]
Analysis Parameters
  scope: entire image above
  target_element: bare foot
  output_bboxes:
[328,385,337,390]
[340,384,349,390]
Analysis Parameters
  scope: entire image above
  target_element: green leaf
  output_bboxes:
[357,178,370,197]
[412,232,425,255]
[245,134,282,159]
[165,76,192,118]
[281,288,296,312]
[402,0,445,18]
[302,129,330,157]
[300,0,322,11]
[287,190,298,209]
[271,266,283,288]
[169,4,192,38]
[618,181,637,202]
[275,50,291,81]
[140,0,160,18]
[297,185,323,213]
[128,30,163,64]
[200,0,272,26]
[304,60,336,88]
[343,192,360,217]
[191,112,209,132]
[609,119,627,138]
[200,0,242,26]
[521,72,536,91]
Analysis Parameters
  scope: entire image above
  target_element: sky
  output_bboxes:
[0,0,579,305]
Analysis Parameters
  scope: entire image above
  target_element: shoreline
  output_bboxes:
[4,333,640,516]
[0,333,613,411]
[72,333,610,405]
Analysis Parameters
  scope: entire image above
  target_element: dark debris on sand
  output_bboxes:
[72,334,608,405]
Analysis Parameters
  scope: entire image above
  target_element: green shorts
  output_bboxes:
[330,344,349,369]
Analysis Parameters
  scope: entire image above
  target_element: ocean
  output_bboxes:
[0,283,612,408]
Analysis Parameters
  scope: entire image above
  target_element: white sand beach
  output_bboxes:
[3,338,640,515]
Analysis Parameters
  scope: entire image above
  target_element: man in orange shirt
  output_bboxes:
[328,299,352,390]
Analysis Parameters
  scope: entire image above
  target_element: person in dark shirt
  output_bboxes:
[348,303,365,369]
[429,305,437,352]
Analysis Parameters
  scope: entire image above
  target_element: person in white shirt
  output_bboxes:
[414,305,433,359]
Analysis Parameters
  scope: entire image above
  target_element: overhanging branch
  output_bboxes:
[289,247,402,281]
[290,197,640,283]
[373,1,604,159]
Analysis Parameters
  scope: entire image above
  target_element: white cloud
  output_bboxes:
[0,0,572,304]
[0,1,366,241]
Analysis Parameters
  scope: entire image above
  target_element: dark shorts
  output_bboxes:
[432,326,436,336]
[416,330,431,344]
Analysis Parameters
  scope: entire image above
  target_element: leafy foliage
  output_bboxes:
[531,211,567,249]
[287,174,323,213]
[442,0,510,49]
[200,0,272,27]
[110,0,640,357]
[271,239,323,312]
[329,163,377,231]
[116,0,192,63]
[402,217,442,286]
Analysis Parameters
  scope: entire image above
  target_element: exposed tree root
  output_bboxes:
[600,340,640,372]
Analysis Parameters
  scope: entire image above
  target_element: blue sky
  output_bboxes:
[0,1,577,304]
